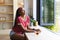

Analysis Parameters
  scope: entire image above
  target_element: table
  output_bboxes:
[25,26,60,40]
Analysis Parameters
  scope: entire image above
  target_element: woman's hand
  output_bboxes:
[35,29,41,32]
[34,29,41,35]
[33,29,41,32]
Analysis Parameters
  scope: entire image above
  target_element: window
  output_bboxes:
[40,0,55,25]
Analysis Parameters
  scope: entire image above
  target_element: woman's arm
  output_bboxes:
[18,23,34,32]
[27,25,41,32]
[27,26,35,30]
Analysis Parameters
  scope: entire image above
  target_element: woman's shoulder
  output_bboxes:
[18,16,21,18]
[26,16,30,20]
[17,16,30,20]
[17,16,21,20]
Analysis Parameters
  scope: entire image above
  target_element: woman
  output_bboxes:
[10,7,41,40]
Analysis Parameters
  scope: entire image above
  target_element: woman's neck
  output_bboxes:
[20,15,26,20]
[21,15,25,18]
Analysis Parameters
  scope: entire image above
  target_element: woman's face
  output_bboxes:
[20,8,25,15]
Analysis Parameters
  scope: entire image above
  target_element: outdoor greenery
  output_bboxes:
[44,25,54,30]
[44,25,59,32]
[42,0,57,32]
[43,0,54,23]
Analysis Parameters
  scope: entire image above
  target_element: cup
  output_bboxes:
[35,31,39,35]
[35,21,38,26]
[33,21,38,26]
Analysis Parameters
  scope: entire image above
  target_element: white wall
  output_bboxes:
[24,0,33,16]
[24,0,29,15]
[24,0,37,20]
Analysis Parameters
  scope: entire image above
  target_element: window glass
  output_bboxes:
[40,0,54,25]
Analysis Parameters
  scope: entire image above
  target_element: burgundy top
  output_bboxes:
[12,16,30,34]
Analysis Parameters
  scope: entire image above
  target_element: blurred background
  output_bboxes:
[0,0,60,40]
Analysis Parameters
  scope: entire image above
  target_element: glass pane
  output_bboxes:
[42,0,54,24]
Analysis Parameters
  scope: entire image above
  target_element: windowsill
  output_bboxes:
[25,25,60,40]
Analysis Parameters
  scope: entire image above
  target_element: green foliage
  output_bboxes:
[29,15,34,23]
[43,0,54,23]
[30,18,37,26]
[44,25,54,30]
[44,25,59,32]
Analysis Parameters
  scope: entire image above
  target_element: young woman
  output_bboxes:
[10,7,41,40]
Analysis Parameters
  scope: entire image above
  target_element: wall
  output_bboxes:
[24,0,33,16]
[13,0,33,17]
[0,0,13,29]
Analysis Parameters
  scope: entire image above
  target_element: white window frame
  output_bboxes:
[33,0,37,20]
